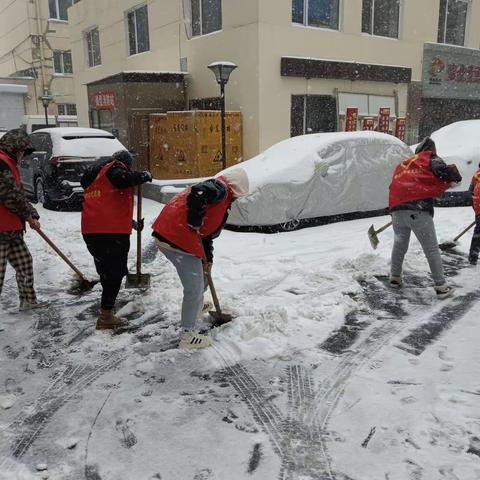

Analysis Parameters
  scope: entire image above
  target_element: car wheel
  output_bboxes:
[280,219,300,232]
[35,178,53,209]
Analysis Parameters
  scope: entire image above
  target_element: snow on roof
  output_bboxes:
[429,120,480,190]
[225,131,409,190]
[34,127,125,157]
[282,55,410,70]
[122,70,187,75]
[34,127,113,137]
[207,61,237,67]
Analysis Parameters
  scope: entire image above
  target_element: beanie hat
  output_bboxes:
[221,168,249,198]
[112,150,133,167]
[415,137,436,155]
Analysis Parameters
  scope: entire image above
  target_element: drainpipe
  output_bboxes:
[33,0,48,101]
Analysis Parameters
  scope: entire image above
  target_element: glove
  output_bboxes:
[203,262,212,275]
[140,171,153,183]
[132,218,145,231]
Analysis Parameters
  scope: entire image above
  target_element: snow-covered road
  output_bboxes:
[1,201,479,480]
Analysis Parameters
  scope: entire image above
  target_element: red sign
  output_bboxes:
[377,107,390,133]
[345,107,358,132]
[94,91,116,109]
[362,117,375,131]
[395,117,406,141]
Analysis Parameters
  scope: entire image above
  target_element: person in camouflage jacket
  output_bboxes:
[0,129,45,311]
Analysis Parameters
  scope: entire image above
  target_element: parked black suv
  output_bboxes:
[19,128,126,210]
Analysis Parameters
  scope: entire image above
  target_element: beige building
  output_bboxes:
[0,0,78,128]
[68,0,480,162]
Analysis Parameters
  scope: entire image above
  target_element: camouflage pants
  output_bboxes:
[0,239,37,304]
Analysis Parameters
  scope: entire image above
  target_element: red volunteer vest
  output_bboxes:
[152,176,234,259]
[389,151,453,209]
[471,170,480,215]
[81,161,134,234]
[0,150,24,232]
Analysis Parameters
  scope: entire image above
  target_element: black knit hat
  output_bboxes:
[112,150,133,167]
[415,137,436,155]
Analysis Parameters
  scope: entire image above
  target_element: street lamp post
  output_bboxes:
[40,93,53,127]
[207,61,237,171]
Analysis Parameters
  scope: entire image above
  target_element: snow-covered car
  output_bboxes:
[413,120,480,206]
[19,127,126,210]
[223,131,412,232]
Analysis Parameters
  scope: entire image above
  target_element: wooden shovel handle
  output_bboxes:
[197,234,222,315]
[36,228,87,281]
[136,184,143,277]
[453,220,476,242]
[376,221,393,235]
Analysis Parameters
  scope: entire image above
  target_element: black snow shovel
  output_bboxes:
[126,184,151,289]
[368,221,393,250]
[198,238,233,326]
[36,228,97,293]
[439,221,476,251]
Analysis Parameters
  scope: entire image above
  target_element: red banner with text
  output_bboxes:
[395,117,406,141]
[362,117,375,131]
[345,107,358,132]
[377,107,390,133]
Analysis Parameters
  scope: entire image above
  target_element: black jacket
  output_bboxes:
[81,160,146,190]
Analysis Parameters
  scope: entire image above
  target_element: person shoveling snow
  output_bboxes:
[81,150,152,330]
[388,137,461,299]
[467,165,480,265]
[151,168,249,350]
[0,129,48,311]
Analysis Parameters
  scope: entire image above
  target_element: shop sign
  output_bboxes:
[395,117,406,141]
[94,91,116,109]
[422,43,480,99]
[377,107,390,133]
[345,107,358,132]
[362,117,375,131]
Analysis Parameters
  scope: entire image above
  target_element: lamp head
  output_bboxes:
[41,94,53,108]
[208,61,237,84]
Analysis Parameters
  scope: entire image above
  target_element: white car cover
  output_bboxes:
[223,131,412,227]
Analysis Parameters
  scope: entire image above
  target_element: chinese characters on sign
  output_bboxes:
[344,107,358,132]
[423,43,480,100]
[362,117,375,131]
[377,107,390,133]
[94,91,116,109]
[395,117,406,141]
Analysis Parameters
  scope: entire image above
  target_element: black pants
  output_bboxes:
[83,234,130,310]
[469,215,480,261]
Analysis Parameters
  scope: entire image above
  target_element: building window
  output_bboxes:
[291,95,337,137]
[53,51,73,74]
[86,28,101,67]
[90,109,113,132]
[48,0,79,21]
[292,0,340,30]
[362,0,400,38]
[438,0,469,46]
[127,5,150,55]
[57,104,77,116]
[191,0,222,36]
